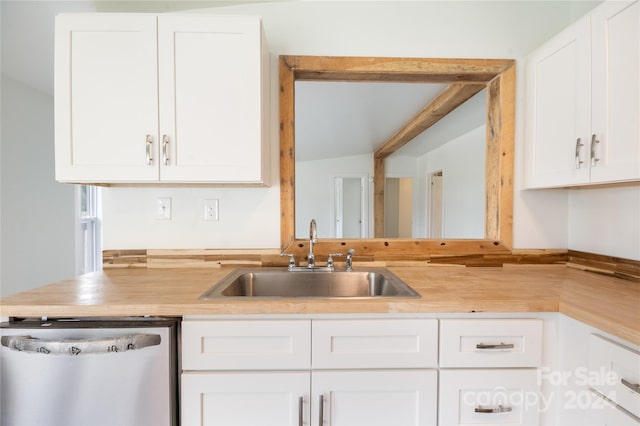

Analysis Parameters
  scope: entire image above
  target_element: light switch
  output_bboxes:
[156,197,171,220]
[204,199,219,221]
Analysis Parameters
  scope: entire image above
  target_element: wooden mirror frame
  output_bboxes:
[280,55,515,260]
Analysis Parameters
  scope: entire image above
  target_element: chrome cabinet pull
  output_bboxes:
[476,342,515,350]
[575,138,584,169]
[146,135,154,166]
[318,394,325,426]
[162,135,170,166]
[621,378,640,395]
[590,134,600,167]
[1,334,161,356]
[475,405,513,413]
[298,396,304,426]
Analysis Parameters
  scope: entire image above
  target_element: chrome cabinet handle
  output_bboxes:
[475,405,512,413]
[298,396,304,426]
[318,394,325,426]
[575,138,584,169]
[476,342,515,350]
[1,334,161,356]
[621,378,640,395]
[590,134,600,167]
[162,135,170,166]
[146,135,154,166]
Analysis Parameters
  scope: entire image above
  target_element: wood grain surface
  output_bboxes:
[1,265,638,345]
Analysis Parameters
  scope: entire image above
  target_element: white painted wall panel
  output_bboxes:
[568,187,640,260]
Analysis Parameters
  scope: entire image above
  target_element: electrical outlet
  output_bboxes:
[156,197,171,220]
[204,199,219,221]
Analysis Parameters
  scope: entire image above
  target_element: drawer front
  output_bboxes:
[589,334,640,418]
[439,369,540,425]
[439,319,543,367]
[182,320,311,370]
[590,389,640,425]
[312,319,438,369]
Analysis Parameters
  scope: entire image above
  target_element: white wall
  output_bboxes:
[0,76,76,296]
[568,187,640,259]
[295,154,372,239]
[103,1,601,252]
[420,125,485,239]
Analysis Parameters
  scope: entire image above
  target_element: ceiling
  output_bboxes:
[295,81,486,161]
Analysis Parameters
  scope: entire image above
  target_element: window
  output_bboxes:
[78,185,102,274]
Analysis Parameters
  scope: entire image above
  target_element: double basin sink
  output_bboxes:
[199,267,420,299]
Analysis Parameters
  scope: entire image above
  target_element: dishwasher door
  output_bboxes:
[0,318,178,426]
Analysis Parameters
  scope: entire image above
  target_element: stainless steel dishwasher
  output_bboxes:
[0,317,179,426]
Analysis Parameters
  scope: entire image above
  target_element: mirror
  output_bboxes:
[294,81,487,239]
[280,56,514,259]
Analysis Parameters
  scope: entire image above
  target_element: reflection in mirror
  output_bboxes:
[295,82,486,239]
[280,55,515,257]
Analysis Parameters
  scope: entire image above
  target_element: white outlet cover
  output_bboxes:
[156,197,171,220]
[204,199,219,221]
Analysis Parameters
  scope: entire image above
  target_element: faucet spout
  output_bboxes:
[308,219,318,268]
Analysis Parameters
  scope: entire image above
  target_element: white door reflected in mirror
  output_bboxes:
[333,176,368,238]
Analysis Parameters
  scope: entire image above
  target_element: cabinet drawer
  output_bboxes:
[312,319,438,369]
[439,319,543,367]
[589,334,640,419]
[439,369,540,425]
[182,320,310,370]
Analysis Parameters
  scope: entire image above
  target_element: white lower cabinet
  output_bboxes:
[438,319,543,426]
[588,334,640,425]
[181,371,310,426]
[181,318,438,426]
[439,369,540,425]
[312,370,438,425]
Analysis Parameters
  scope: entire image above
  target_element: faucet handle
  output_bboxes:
[327,253,343,269]
[280,253,296,270]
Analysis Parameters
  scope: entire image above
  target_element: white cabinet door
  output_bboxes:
[182,320,311,371]
[157,15,268,184]
[590,0,640,183]
[439,369,540,426]
[312,370,438,426]
[55,14,268,185]
[54,14,160,183]
[589,390,640,425]
[312,318,438,369]
[525,0,640,188]
[524,14,591,188]
[181,371,310,426]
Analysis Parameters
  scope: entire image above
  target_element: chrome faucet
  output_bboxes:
[346,248,355,271]
[308,219,318,268]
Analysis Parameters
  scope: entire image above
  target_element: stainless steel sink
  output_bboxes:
[199,267,420,299]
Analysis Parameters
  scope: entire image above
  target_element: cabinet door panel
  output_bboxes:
[312,370,437,425]
[54,14,159,182]
[524,17,591,188]
[439,369,540,425]
[589,334,640,419]
[312,318,438,369]
[181,372,309,426]
[182,320,311,370]
[590,0,640,183]
[158,15,265,183]
[439,319,543,368]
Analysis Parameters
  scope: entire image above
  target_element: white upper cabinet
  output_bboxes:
[525,1,639,188]
[54,13,269,185]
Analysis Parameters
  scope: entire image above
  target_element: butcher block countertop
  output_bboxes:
[1,265,638,345]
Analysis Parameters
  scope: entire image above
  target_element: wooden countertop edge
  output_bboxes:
[1,265,637,345]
